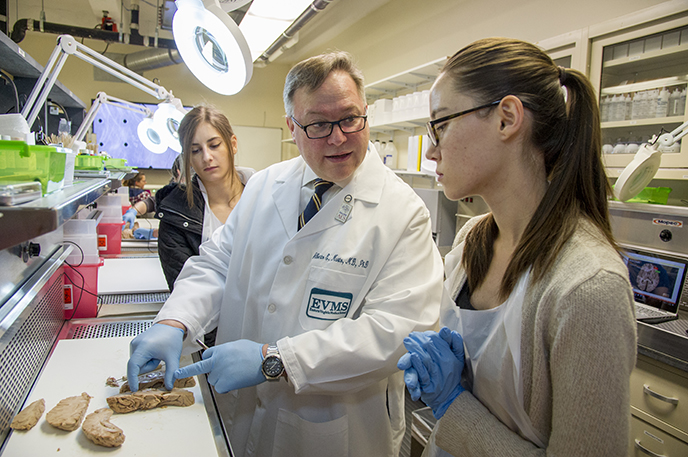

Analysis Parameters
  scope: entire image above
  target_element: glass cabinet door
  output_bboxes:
[590,12,688,169]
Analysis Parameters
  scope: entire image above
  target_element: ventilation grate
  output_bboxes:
[99,292,170,305]
[0,273,65,446]
[655,317,688,336]
[69,320,153,339]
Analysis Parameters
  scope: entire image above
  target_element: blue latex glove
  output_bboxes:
[127,324,184,391]
[122,207,137,231]
[134,227,155,239]
[397,327,465,419]
[174,340,266,394]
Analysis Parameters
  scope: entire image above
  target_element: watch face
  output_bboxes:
[263,355,283,378]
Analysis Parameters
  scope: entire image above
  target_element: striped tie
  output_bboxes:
[298,179,334,230]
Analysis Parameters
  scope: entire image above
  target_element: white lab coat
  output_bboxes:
[155,149,443,457]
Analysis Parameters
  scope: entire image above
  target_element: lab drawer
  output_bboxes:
[630,415,688,457]
[630,356,688,434]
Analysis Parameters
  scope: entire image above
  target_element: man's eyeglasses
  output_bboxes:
[291,115,367,139]
[426,100,500,147]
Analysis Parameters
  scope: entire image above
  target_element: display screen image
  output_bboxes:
[92,102,186,169]
[621,248,686,312]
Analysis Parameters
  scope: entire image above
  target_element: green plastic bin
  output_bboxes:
[0,141,66,195]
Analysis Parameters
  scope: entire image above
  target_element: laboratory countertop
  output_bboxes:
[637,312,688,373]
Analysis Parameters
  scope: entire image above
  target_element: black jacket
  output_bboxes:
[155,176,204,290]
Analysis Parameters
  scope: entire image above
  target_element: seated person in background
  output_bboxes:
[155,104,254,292]
[122,172,155,234]
[397,37,636,456]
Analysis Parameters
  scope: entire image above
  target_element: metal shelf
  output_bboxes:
[0,177,113,251]
[365,57,446,103]
[0,31,86,109]
[370,117,428,135]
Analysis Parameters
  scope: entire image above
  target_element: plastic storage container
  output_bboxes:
[96,194,124,255]
[104,158,131,170]
[613,186,672,204]
[0,141,66,195]
[63,218,100,265]
[117,186,130,214]
[97,223,122,255]
[63,258,104,319]
[74,154,105,171]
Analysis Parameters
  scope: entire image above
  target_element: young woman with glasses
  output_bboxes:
[398,37,636,456]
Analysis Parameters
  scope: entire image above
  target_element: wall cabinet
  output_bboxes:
[590,10,688,171]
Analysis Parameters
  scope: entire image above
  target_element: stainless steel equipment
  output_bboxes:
[609,201,688,369]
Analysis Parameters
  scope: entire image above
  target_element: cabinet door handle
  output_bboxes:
[635,439,666,457]
[643,384,679,405]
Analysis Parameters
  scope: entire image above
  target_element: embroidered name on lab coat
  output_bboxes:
[306,288,353,320]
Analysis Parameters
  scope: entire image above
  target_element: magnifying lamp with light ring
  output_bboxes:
[138,117,169,154]
[153,102,186,152]
[173,0,253,95]
[613,120,688,202]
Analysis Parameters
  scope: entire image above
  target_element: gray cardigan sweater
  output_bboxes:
[434,216,637,456]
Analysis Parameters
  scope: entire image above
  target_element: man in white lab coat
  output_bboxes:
[126,51,443,457]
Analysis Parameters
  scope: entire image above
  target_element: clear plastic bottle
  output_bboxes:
[623,94,632,120]
[600,96,610,122]
[374,140,382,158]
[640,90,651,119]
[646,89,658,118]
[379,141,387,162]
[678,88,687,116]
[384,140,398,169]
[631,92,642,120]
[656,87,669,118]
[669,88,680,116]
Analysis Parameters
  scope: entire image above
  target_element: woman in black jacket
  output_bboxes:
[155,105,254,292]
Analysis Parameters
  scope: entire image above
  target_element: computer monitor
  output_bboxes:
[92,101,186,169]
[621,245,688,313]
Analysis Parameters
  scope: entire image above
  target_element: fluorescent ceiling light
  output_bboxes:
[240,0,314,61]
[173,0,253,95]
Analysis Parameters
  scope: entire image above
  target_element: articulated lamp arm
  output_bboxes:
[21,34,173,128]
[73,92,154,144]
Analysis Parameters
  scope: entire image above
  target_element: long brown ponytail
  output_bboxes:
[447,38,616,299]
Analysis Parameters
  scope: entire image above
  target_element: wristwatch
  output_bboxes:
[261,344,285,381]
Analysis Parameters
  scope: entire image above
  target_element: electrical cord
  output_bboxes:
[49,100,70,122]
[62,241,103,319]
[0,70,20,114]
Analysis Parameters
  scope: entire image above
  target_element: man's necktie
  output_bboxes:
[298,179,334,230]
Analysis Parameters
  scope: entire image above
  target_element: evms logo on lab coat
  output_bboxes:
[306,288,353,320]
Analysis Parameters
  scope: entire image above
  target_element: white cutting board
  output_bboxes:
[98,258,169,294]
[3,337,219,456]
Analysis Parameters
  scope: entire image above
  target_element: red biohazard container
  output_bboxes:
[97,222,122,255]
[63,257,104,319]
